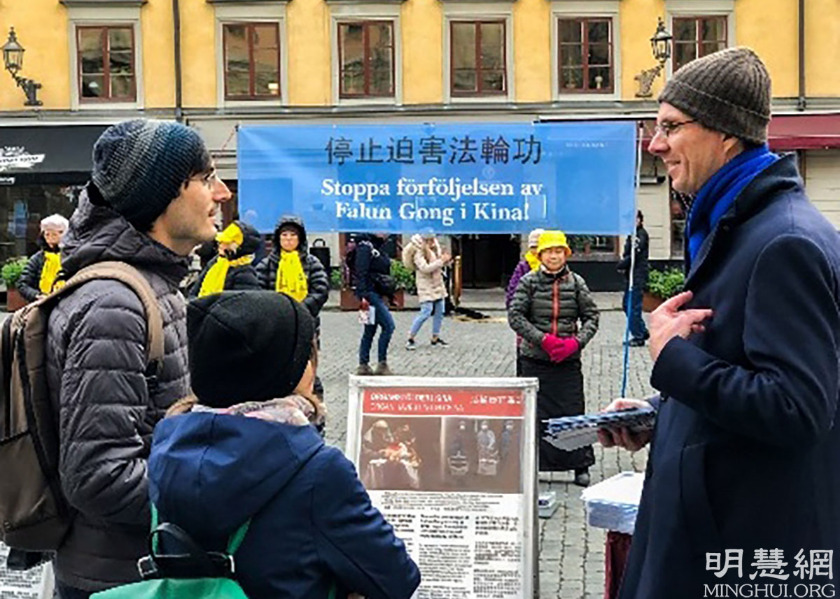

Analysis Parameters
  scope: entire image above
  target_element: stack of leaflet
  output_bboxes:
[543,406,656,451]
[580,472,645,534]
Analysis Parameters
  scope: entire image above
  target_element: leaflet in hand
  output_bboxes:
[543,406,656,451]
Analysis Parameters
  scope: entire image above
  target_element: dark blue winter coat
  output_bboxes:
[149,413,420,599]
[620,155,840,598]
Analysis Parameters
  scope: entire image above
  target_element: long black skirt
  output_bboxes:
[521,356,595,472]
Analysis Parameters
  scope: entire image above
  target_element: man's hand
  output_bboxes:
[360,298,370,311]
[597,398,654,452]
[649,290,713,361]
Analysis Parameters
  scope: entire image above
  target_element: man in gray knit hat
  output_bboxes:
[46,119,231,598]
[601,48,840,597]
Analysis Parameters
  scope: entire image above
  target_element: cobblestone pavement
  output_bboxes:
[0,302,655,599]
[318,306,655,599]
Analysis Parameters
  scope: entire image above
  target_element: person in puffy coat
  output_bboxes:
[190,220,261,297]
[256,215,329,320]
[508,230,599,487]
[18,213,69,301]
[150,291,421,599]
[45,119,232,598]
[505,228,543,309]
[404,233,451,350]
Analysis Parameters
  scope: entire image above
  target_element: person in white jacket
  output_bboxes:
[404,233,451,349]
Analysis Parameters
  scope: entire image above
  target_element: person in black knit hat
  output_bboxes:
[148,291,420,599]
[189,220,262,298]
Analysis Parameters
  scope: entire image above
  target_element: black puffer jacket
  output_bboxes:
[508,267,600,362]
[189,221,262,298]
[18,245,60,301]
[45,185,191,592]
[353,234,392,300]
[255,216,329,318]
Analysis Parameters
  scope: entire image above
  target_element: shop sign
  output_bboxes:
[0,146,46,172]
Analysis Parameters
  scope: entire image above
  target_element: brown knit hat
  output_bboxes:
[659,47,771,146]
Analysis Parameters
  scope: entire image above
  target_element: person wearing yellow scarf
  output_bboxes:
[275,250,308,302]
[18,213,70,302]
[192,221,262,298]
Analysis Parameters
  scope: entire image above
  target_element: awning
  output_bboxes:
[0,124,109,181]
[639,113,840,152]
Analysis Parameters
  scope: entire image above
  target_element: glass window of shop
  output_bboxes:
[0,184,82,265]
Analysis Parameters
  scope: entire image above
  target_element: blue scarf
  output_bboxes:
[686,144,779,264]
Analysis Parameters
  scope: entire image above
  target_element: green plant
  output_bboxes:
[567,235,595,253]
[1,257,28,289]
[391,260,416,295]
[646,267,685,300]
[329,267,343,291]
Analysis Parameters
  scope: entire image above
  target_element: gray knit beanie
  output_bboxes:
[91,119,211,228]
[659,47,771,145]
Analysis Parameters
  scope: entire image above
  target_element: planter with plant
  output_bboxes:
[644,267,685,311]
[2,256,30,311]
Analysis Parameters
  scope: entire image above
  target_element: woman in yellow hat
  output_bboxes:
[190,220,262,297]
[508,230,600,486]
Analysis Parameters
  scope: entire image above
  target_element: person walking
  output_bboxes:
[404,233,451,350]
[616,210,650,346]
[45,119,231,598]
[354,233,396,376]
[190,219,261,297]
[150,291,420,599]
[18,214,69,301]
[508,230,599,486]
[599,48,840,598]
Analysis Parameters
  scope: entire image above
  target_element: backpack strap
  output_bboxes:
[49,261,165,378]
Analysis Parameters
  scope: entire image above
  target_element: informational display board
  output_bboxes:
[345,376,539,599]
[238,121,637,235]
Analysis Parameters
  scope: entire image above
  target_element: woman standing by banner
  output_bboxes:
[353,233,396,376]
[508,231,600,486]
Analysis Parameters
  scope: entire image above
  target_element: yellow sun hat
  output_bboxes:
[536,230,572,256]
[216,222,244,246]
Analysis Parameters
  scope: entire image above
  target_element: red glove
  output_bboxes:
[541,334,564,357]
[552,337,580,362]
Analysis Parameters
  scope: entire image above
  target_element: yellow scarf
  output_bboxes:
[198,255,254,298]
[275,250,308,302]
[525,251,541,272]
[39,251,61,295]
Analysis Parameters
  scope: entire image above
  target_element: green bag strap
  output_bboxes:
[327,583,336,599]
[150,504,251,555]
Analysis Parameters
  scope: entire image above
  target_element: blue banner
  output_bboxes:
[238,121,637,235]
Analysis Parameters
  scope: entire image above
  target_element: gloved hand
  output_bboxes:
[541,334,564,357]
[551,337,580,362]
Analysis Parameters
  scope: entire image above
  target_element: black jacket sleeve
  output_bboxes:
[18,250,45,301]
[303,254,329,317]
[355,243,373,300]
[255,254,276,290]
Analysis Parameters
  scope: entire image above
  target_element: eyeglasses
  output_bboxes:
[653,119,697,139]
[190,169,219,189]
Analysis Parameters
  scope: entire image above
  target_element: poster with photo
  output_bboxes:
[346,377,539,599]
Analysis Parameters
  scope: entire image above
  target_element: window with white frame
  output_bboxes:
[65,4,143,109]
[338,20,395,99]
[450,20,506,97]
[557,17,614,94]
[223,23,281,100]
[672,15,727,71]
[76,25,136,102]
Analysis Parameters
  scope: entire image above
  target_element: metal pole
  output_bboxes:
[172,0,183,122]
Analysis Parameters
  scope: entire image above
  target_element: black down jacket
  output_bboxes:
[188,221,262,298]
[45,185,191,592]
[255,215,329,318]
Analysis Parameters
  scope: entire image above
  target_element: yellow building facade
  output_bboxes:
[1,0,838,286]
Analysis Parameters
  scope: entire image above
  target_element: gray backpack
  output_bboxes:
[0,261,164,551]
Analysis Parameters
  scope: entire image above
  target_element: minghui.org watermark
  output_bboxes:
[703,549,835,598]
